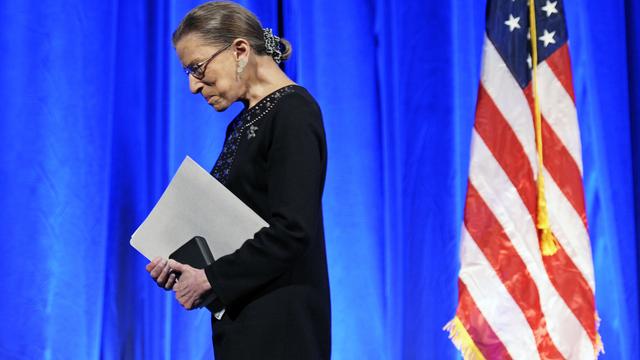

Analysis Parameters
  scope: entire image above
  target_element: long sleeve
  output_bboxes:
[204,93,326,307]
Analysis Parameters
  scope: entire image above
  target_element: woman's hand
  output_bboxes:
[168,259,213,310]
[146,257,177,290]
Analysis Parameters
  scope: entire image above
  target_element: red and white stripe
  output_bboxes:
[453,36,598,359]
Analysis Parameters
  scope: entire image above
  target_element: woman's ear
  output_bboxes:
[232,38,250,61]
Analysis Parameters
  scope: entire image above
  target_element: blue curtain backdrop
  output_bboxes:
[0,0,637,358]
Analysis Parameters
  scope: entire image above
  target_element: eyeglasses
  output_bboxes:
[183,43,232,80]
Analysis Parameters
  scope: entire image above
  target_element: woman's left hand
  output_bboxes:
[167,259,213,310]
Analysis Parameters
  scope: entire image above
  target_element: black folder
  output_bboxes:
[170,236,214,268]
[169,236,221,311]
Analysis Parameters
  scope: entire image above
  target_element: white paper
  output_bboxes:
[130,156,269,261]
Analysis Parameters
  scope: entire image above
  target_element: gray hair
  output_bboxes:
[172,1,292,62]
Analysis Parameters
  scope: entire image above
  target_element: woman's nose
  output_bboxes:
[188,75,203,94]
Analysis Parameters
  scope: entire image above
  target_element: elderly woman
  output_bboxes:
[145,1,331,359]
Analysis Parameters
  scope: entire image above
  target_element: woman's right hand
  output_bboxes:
[146,257,177,290]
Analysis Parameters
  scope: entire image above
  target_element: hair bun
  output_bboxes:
[279,38,292,61]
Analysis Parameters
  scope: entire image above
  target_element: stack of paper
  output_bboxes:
[130,156,268,261]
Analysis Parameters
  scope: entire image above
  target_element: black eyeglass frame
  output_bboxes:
[183,43,233,80]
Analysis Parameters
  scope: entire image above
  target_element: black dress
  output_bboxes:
[204,85,331,359]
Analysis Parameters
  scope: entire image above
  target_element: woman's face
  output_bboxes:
[175,34,243,112]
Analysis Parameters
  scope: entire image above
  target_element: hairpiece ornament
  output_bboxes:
[263,28,282,64]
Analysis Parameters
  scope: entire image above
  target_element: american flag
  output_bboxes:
[445,0,602,358]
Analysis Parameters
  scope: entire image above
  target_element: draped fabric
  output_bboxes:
[0,0,637,359]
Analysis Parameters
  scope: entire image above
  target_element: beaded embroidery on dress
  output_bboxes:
[211,85,296,185]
